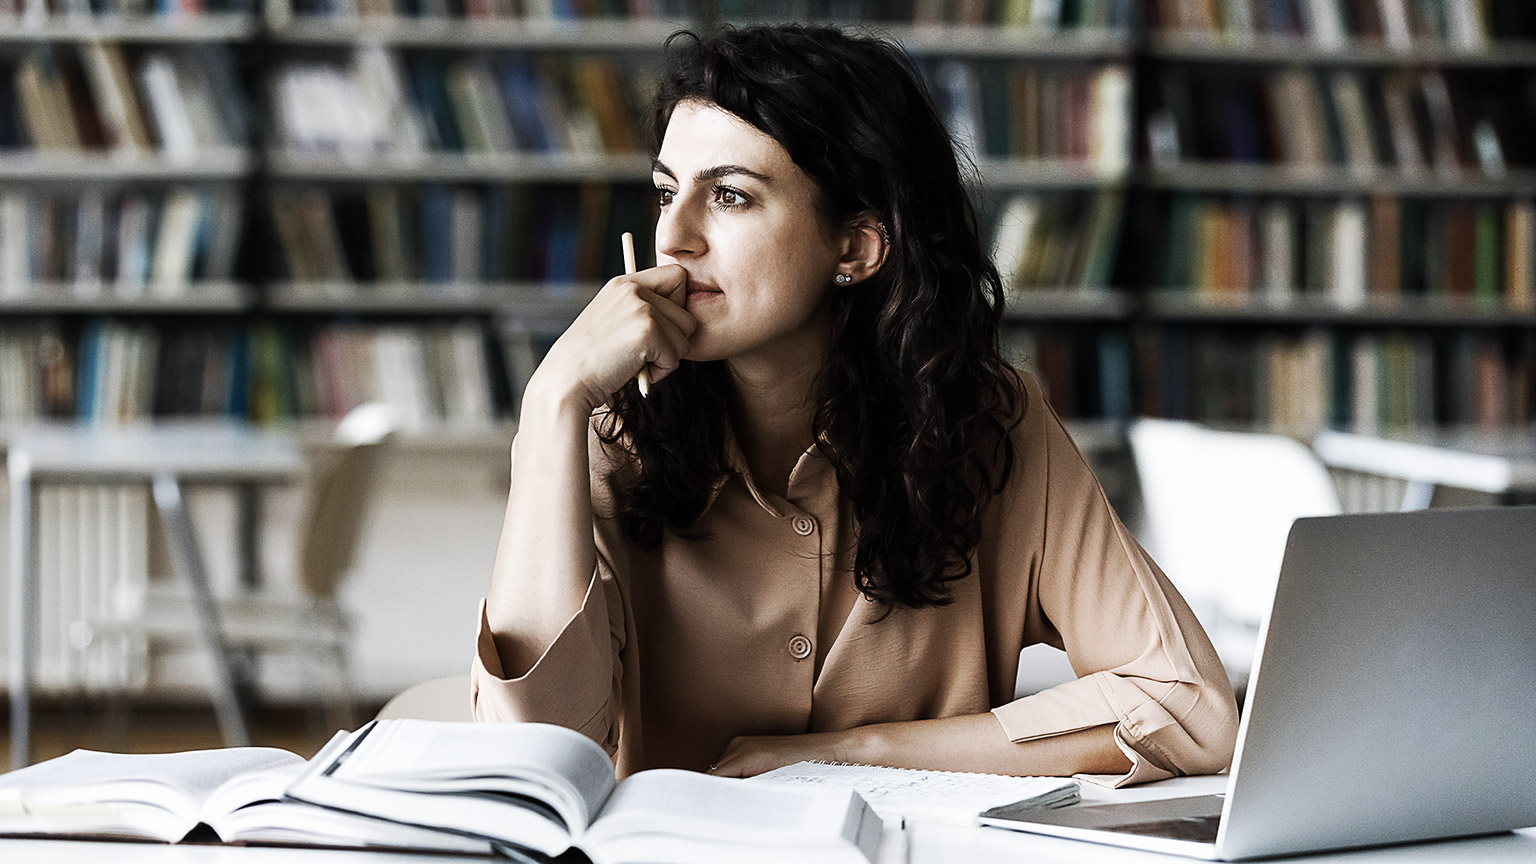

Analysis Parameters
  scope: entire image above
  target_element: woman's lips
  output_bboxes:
[685,281,724,303]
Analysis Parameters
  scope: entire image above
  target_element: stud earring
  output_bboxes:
[834,273,853,285]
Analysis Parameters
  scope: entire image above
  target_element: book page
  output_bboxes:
[284,720,616,857]
[584,768,877,860]
[749,761,1078,825]
[202,762,490,854]
[323,720,614,831]
[0,747,302,842]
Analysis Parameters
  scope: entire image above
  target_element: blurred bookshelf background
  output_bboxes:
[2,0,1532,435]
[2,0,1535,758]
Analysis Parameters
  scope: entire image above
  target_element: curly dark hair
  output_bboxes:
[598,23,1024,609]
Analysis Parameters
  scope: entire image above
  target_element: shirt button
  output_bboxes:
[788,634,813,660]
[791,516,816,536]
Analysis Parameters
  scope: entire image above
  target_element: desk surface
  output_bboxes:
[7,422,304,482]
[1313,428,1536,494]
[2,775,1533,864]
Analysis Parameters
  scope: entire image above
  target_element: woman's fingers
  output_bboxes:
[533,264,698,409]
[641,307,691,383]
[638,285,697,339]
[634,262,689,302]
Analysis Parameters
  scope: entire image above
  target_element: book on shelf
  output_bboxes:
[2,41,246,157]
[1148,60,1514,180]
[270,49,644,160]
[1147,0,1527,47]
[264,0,1133,28]
[2,320,529,426]
[137,47,246,159]
[0,742,493,852]
[1002,326,1132,422]
[269,181,651,285]
[748,760,1079,827]
[283,320,503,427]
[926,60,1130,172]
[1150,193,1532,310]
[990,190,1124,294]
[75,320,251,422]
[78,41,154,153]
[283,719,883,864]
[15,46,81,151]
[0,324,73,423]
[8,0,263,13]
[1135,326,1536,431]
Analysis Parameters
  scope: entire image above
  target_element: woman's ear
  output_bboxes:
[835,212,889,285]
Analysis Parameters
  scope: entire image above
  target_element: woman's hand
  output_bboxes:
[530,263,696,413]
[708,730,865,778]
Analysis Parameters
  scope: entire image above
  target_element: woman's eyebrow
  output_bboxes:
[651,159,772,184]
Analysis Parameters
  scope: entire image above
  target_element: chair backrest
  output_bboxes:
[1128,419,1342,633]
[297,403,399,599]
[375,674,473,721]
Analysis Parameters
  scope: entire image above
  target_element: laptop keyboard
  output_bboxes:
[1100,814,1223,843]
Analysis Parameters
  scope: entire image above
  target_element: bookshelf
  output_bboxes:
[1,5,259,425]
[248,1,1142,427]
[2,1,1531,439]
[1132,0,1536,433]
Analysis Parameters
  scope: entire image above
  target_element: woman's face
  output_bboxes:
[652,99,845,365]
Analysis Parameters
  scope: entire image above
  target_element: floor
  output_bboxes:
[0,697,384,765]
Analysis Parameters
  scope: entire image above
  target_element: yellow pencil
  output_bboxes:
[622,232,649,397]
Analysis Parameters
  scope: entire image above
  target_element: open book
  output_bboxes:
[0,741,489,853]
[286,719,884,864]
[750,760,1079,826]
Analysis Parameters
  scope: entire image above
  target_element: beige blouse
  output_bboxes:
[472,372,1239,786]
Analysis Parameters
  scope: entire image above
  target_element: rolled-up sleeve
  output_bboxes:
[991,379,1240,786]
[470,564,625,751]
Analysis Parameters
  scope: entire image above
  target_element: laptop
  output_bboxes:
[980,506,1536,860]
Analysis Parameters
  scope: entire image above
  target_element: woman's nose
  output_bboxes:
[655,194,705,262]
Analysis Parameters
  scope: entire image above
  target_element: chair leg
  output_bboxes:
[322,640,359,733]
[151,474,252,747]
[1400,480,1435,511]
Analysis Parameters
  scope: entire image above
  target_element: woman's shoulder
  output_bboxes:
[999,366,1048,436]
[994,366,1084,476]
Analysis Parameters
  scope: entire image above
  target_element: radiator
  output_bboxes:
[29,485,151,693]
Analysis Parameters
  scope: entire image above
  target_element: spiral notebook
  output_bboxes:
[749,761,1079,826]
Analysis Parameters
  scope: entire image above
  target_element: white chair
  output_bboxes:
[95,403,399,738]
[376,674,472,722]
[1127,418,1341,689]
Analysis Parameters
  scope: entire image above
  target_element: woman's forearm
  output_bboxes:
[484,372,601,677]
[846,714,1132,777]
[713,714,1133,778]
[481,264,692,678]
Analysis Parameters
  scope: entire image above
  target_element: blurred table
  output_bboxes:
[1312,428,1536,510]
[8,423,304,768]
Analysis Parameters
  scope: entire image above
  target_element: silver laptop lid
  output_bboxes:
[1219,507,1536,860]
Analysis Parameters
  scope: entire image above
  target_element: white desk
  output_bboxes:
[7,424,305,769]
[1,774,1533,864]
[1313,428,1536,509]
[906,823,1536,863]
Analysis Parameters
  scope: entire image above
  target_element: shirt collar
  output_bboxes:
[703,418,830,520]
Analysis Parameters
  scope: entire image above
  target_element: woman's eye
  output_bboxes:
[655,187,675,206]
[713,186,746,208]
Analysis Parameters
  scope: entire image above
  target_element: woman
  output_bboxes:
[473,24,1238,787]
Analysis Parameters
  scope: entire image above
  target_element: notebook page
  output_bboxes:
[749,761,1078,825]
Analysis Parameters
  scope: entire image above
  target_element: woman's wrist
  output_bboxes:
[522,365,602,426]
